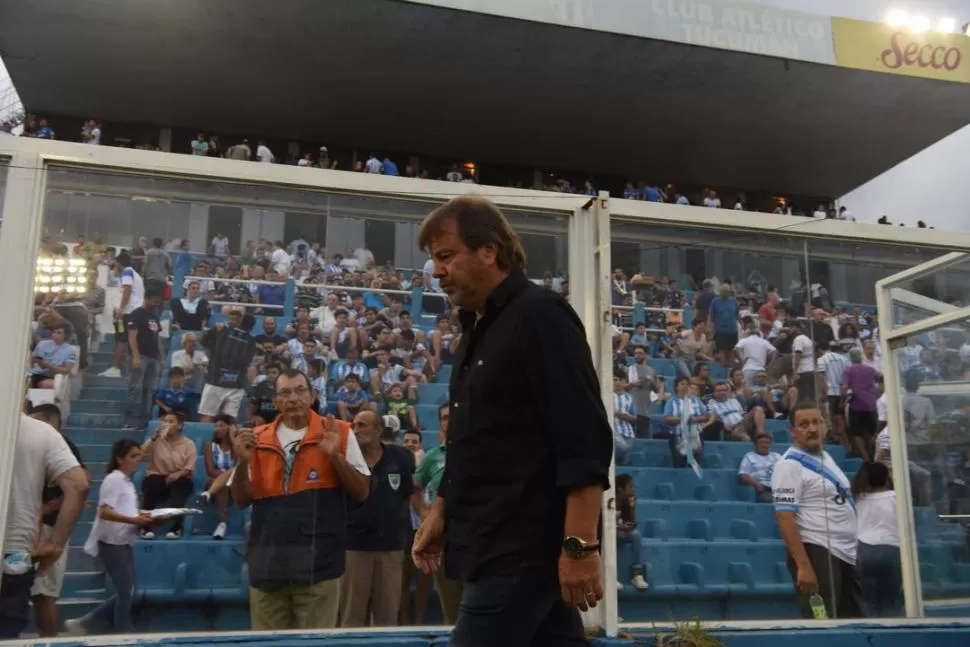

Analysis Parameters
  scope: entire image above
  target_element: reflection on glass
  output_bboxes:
[606,218,954,621]
[17,163,571,638]
[887,258,970,332]
[890,326,970,606]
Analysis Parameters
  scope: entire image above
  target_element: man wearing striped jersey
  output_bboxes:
[816,341,849,449]
[612,372,637,465]
[772,401,863,619]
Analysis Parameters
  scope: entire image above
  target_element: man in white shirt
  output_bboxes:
[210,233,231,258]
[365,154,382,174]
[171,332,209,390]
[270,241,291,275]
[256,141,275,163]
[791,324,817,404]
[772,402,864,619]
[0,415,88,639]
[816,340,849,445]
[734,326,775,387]
[99,251,145,378]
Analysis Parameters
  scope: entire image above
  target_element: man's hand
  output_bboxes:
[231,427,256,463]
[411,505,445,574]
[755,483,766,493]
[319,416,340,456]
[132,355,142,370]
[165,472,182,485]
[559,551,604,611]
[31,540,64,576]
[795,563,819,594]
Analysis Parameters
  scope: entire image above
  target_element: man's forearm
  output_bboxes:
[564,484,604,542]
[777,513,811,569]
[229,461,252,508]
[48,482,87,548]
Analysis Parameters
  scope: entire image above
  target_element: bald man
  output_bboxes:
[340,411,415,626]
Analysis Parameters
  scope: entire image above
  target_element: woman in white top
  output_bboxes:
[851,461,902,617]
[67,439,153,635]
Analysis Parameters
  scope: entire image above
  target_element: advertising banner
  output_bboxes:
[832,17,970,83]
[404,0,837,65]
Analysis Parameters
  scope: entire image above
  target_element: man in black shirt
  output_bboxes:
[249,363,282,425]
[411,196,613,646]
[341,410,414,627]
[122,285,164,431]
[28,404,85,638]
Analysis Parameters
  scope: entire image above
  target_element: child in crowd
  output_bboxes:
[385,382,418,431]
[199,414,236,539]
[615,474,649,592]
[336,373,369,421]
[154,367,198,419]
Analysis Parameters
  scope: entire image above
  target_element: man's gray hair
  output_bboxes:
[849,347,864,363]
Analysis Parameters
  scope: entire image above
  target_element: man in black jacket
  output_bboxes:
[198,311,257,423]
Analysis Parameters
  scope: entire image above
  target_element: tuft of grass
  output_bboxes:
[655,617,727,647]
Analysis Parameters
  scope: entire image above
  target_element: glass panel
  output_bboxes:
[888,298,970,610]
[610,216,820,623]
[608,218,955,622]
[22,162,569,638]
[885,257,970,331]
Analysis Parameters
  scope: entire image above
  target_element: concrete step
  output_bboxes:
[73,443,112,462]
[67,413,124,428]
[79,375,128,389]
[60,571,106,598]
[79,386,127,400]
[66,427,141,445]
[70,400,124,414]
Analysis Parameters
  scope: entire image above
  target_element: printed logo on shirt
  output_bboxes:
[388,473,401,491]
[307,468,320,483]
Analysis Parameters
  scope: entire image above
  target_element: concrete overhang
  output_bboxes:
[2,0,970,197]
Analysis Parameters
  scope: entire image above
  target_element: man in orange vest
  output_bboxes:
[230,368,370,630]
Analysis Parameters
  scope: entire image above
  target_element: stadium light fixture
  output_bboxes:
[938,17,957,33]
[910,15,931,32]
[887,9,910,27]
[35,257,87,295]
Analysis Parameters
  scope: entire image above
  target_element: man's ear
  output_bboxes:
[477,243,499,267]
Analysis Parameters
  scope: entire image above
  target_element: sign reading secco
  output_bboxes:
[402,0,836,65]
[832,17,970,83]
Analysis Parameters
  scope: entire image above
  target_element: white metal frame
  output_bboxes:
[876,251,970,619]
[3,136,970,639]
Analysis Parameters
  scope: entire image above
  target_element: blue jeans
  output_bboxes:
[449,567,586,646]
[83,542,135,633]
[617,529,644,573]
[124,356,160,427]
[0,569,33,638]
[858,542,902,617]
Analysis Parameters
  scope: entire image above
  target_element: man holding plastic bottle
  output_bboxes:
[772,401,863,619]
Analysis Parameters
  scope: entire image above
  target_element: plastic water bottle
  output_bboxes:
[809,593,828,620]
[2,552,31,576]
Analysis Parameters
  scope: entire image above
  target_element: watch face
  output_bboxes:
[563,537,583,559]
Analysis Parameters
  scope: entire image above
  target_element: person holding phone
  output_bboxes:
[139,412,197,539]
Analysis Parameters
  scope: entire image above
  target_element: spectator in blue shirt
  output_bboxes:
[336,373,371,422]
[30,323,77,388]
[256,273,286,314]
[644,184,666,202]
[154,367,199,418]
[34,119,55,139]
[707,282,739,366]
[382,157,398,176]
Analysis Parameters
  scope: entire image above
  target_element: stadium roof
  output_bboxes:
[2,0,970,197]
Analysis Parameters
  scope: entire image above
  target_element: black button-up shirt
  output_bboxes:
[440,271,612,582]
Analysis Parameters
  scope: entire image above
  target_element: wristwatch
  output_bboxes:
[562,536,600,560]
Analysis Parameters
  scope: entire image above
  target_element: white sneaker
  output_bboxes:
[64,618,88,636]
[141,530,154,540]
[212,522,227,540]
[165,530,181,540]
[98,367,122,378]
[616,581,624,591]
[631,574,649,591]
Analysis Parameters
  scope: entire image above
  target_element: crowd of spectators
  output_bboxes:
[13,205,969,636]
[5,115,940,227]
